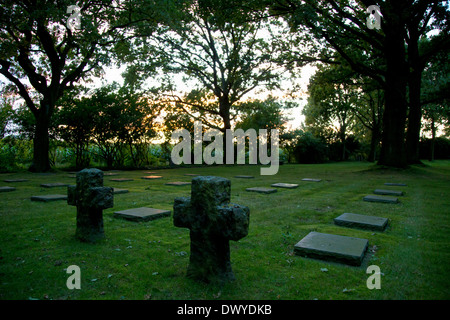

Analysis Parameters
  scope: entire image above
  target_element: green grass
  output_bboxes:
[0,161,449,300]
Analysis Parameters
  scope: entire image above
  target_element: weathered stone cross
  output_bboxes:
[68,168,114,242]
[173,176,250,283]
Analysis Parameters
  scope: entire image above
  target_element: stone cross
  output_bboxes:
[173,176,250,283]
[68,168,114,242]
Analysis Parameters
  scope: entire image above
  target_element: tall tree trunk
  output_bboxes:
[220,97,231,164]
[406,33,423,165]
[378,6,408,168]
[29,106,51,172]
[368,128,380,162]
[430,116,436,162]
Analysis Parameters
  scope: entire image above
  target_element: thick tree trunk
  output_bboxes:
[368,128,380,162]
[430,116,436,162]
[29,107,51,172]
[406,35,423,165]
[378,8,408,168]
[220,98,232,164]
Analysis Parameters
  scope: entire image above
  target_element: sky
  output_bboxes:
[88,62,317,131]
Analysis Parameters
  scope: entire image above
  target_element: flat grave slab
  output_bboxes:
[165,181,191,186]
[141,176,163,180]
[384,182,407,186]
[334,212,389,231]
[271,183,298,189]
[373,189,404,196]
[40,183,69,188]
[113,188,129,194]
[4,179,28,183]
[363,194,399,204]
[234,175,254,179]
[103,172,119,176]
[302,178,321,182]
[110,178,134,182]
[0,186,16,192]
[294,231,368,266]
[144,171,156,174]
[114,207,171,222]
[31,194,68,202]
[246,187,277,194]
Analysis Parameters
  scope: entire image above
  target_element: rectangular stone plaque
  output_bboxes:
[363,195,399,204]
[294,231,368,266]
[384,183,407,186]
[4,179,28,183]
[271,183,299,189]
[165,182,191,186]
[0,186,16,192]
[246,187,277,194]
[110,178,134,182]
[114,207,171,222]
[334,213,389,231]
[234,175,254,179]
[302,178,321,182]
[40,183,69,188]
[141,176,163,179]
[31,194,68,202]
[373,189,404,196]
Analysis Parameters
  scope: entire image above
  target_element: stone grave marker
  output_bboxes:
[234,175,254,179]
[40,182,69,188]
[334,213,389,231]
[302,178,321,182]
[31,194,68,202]
[114,207,171,222]
[294,231,368,266]
[246,187,277,194]
[173,176,250,283]
[165,182,191,186]
[68,168,113,243]
[4,179,28,183]
[373,189,404,196]
[113,188,129,194]
[271,183,298,189]
[141,176,163,180]
[0,186,16,192]
[384,182,407,186]
[363,195,399,204]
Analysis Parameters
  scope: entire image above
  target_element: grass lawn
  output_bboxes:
[0,161,449,300]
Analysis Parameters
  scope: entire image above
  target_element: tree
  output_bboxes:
[269,0,450,167]
[129,0,285,136]
[0,0,132,171]
[235,97,293,132]
[304,63,356,161]
[55,90,96,169]
[421,49,450,160]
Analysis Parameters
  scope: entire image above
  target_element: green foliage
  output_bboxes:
[292,130,328,164]
[235,97,294,132]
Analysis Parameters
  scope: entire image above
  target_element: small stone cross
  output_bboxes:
[68,168,114,242]
[173,176,250,283]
